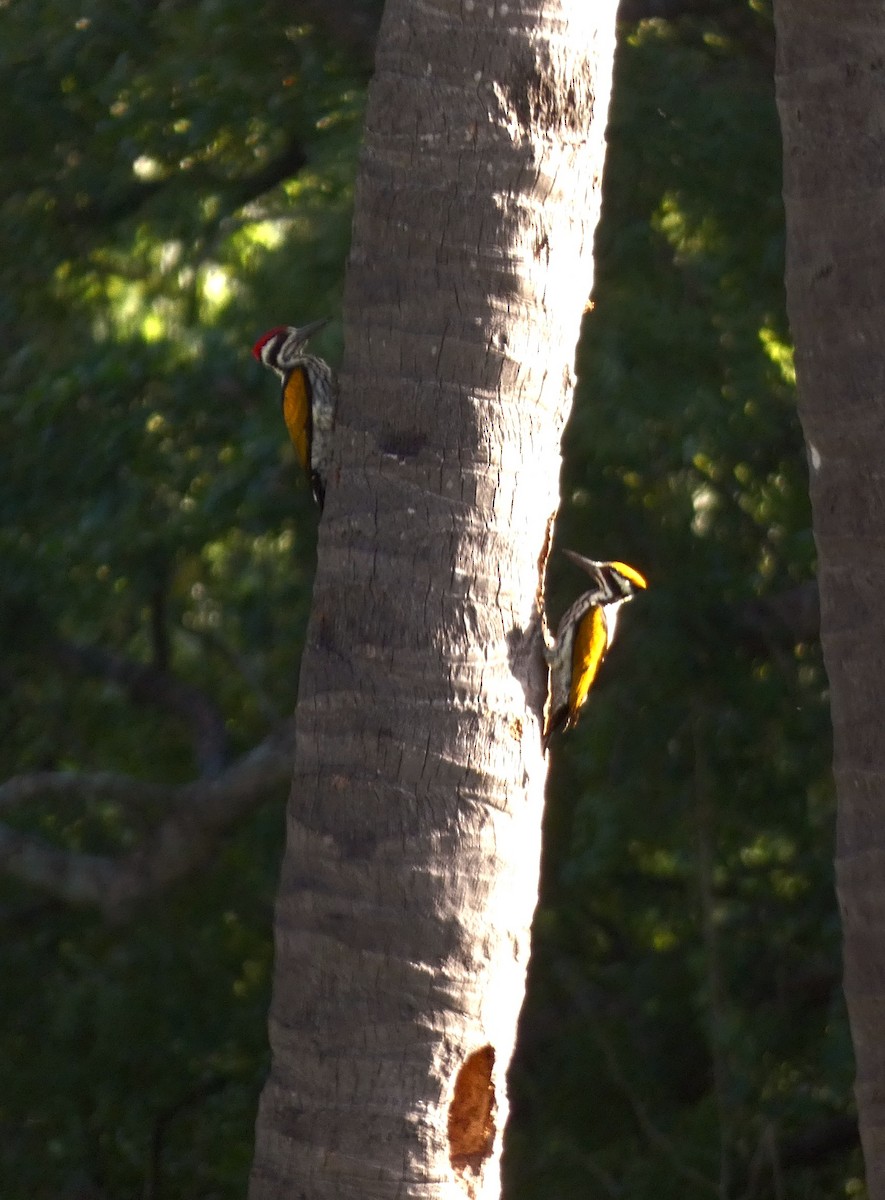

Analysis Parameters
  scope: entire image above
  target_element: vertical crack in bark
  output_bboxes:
[536,512,556,617]
[447,1044,497,1190]
[537,509,557,648]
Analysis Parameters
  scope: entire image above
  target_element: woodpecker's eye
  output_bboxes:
[610,561,648,592]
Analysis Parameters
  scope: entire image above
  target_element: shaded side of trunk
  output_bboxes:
[250,1,618,1197]
[774,2,885,1192]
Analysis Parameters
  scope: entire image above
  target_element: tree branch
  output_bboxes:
[739,1115,858,1198]
[738,582,820,649]
[225,135,308,210]
[0,770,172,814]
[150,577,170,672]
[186,626,283,725]
[295,0,381,66]
[619,0,724,19]
[58,134,309,230]
[553,961,719,1196]
[779,1114,858,1170]
[145,1075,231,1200]
[693,714,732,1199]
[51,637,229,778]
[0,721,295,920]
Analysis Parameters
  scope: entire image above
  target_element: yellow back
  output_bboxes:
[282,367,311,472]
[569,607,609,721]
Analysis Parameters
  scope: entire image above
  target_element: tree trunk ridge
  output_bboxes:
[775,2,885,1192]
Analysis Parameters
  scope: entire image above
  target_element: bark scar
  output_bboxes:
[537,510,556,650]
[448,1044,496,1188]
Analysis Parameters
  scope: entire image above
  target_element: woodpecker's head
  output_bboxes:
[562,549,648,605]
[252,318,329,378]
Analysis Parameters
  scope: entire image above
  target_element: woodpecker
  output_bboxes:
[542,550,647,748]
[252,318,337,508]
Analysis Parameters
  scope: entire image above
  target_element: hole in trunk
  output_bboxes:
[447,1044,496,1178]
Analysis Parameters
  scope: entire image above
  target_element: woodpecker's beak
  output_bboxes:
[561,548,607,586]
[293,317,330,344]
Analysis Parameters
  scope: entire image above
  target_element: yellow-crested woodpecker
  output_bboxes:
[252,319,337,508]
[542,550,647,748]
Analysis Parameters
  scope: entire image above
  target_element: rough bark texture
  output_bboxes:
[774,2,885,1193]
[249,1,618,1197]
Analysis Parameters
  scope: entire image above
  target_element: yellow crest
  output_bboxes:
[609,561,647,590]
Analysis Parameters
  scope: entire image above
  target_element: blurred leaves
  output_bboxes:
[0,0,858,1197]
[0,0,366,1194]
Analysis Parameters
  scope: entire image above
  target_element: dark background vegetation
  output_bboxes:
[0,1,858,1196]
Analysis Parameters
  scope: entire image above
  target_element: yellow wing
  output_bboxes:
[282,367,311,473]
[568,606,609,726]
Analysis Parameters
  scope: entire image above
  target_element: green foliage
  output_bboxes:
[0,0,363,763]
[0,0,858,1197]
[0,1,367,1194]
[0,805,281,1198]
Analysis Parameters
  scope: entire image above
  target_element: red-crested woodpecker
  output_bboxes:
[252,319,336,508]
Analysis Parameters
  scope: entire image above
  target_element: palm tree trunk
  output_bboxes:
[249,2,619,1196]
[775,2,885,1193]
